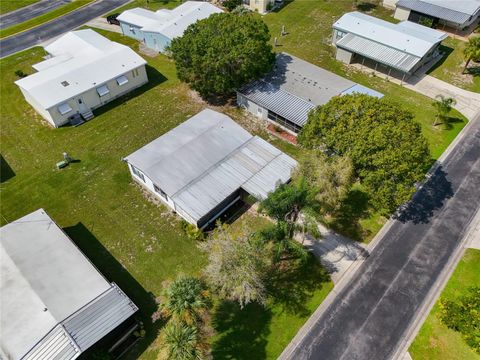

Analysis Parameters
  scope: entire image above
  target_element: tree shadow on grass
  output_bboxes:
[438,116,466,130]
[355,1,377,12]
[1,154,15,183]
[395,166,453,224]
[64,223,162,360]
[328,188,371,241]
[268,255,330,317]
[211,301,272,360]
[92,65,167,118]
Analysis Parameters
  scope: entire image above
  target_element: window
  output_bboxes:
[96,84,110,97]
[57,102,72,115]
[154,184,168,200]
[130,165,145,182]
[132,68,140,78]
[116,75,129,86]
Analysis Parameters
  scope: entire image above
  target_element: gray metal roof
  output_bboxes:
[333,12,446,57]
[396,0,480,24]
[238,53,380,127]
[125,109,297,223]
[0,209,137,360]
[336,33,421,72]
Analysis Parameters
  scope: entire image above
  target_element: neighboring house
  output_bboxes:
[124,109,297,229]
[15,29,148,128]
[237,52,383,134]
[332,12,447,78]
[243,0,276,14]
[117,1,223,53]
[0,209,138,360]
[393,0,480,30]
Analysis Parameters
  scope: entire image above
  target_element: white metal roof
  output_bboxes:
[396,0,480,23]
[125,109,297,223]
[238,53,382,127]
[333,12,447,57]
[0,209,137,360]
[15,29,147,109]
[118,1,222,39]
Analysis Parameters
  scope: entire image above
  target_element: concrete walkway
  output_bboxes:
[85,16,122,34]
[297,223,369,284]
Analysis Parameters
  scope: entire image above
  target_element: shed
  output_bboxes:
[124,109,297,229]
[237,53,383,134]
[0,209,137,360]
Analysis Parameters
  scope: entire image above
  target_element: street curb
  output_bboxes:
[390,206,480,360]
[278,112,479,360]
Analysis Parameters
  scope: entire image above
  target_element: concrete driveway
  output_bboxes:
[0,0,70,29]
[0,0,130,58]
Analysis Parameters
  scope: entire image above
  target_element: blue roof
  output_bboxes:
[340,84,385,98]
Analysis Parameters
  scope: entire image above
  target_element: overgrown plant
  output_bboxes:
[432,95,456,127]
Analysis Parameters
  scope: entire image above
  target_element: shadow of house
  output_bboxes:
[64,223,161,360]
[1,154,15,183]
[395,165,453,224]
[92,65,167,119]
[426,44,454,75]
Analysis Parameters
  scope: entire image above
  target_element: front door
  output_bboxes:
[77,97,88,113]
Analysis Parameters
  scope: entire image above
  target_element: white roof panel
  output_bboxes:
[125,109,297,223]
[0,209,137,360]
[333,11,447,57]
[15,29,147,109]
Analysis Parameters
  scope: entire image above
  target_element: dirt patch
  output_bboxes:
[267,123,298,145]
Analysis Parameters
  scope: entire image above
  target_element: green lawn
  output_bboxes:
[1,29,333,360]
[0,0,96,39]
[0,0,40,14]
[410,249,480,360]
[427,37,480,93]
[106,0,184,16]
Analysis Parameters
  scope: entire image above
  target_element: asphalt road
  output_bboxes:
[0,0,129,58]
[287,114,480,360]
[0,0,70,29]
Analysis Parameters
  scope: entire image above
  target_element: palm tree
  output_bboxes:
[463,36,480,73]
[161,277,209,324]
[432,95,456,126]
[163,321,205,360]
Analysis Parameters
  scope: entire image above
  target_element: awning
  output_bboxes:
[57,102,72,115]
[116,75,129,86]
[336,33,421,73]
[96,84,110,97]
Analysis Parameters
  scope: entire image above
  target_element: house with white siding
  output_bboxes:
[332,12,447,78]
[117,1,222,53]
[0,209,137,360]
[237,52,383,134]
[124,109,297,229]
[15,29,148,127]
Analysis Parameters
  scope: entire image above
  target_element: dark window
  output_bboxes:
[130,165,145,182]
[154,184,167,200]
[267,110,302,133]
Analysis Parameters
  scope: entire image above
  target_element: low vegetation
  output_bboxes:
[0,0,40,14]
[410,249,480,360]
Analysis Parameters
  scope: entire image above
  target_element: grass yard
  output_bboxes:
[106,0,184,16]
[0,0,40,14]
[427,37,480,93]
[0,0,96,38]
[0,28,333,360]
[409,249,480,360]
[263,0,467,242]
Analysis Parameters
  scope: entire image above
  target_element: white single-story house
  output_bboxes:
[15,29,148,127]
[124,109,297,229]
[0,209,138,360]
[117,1,223,53]
[332,12,447,77]
[237,52,383,134]
[243,0,276,14]
[391,0,480,30]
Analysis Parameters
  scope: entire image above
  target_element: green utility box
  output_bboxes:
[56,160,69,169]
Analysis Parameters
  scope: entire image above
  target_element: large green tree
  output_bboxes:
[169,12,275,98]
[298,94,431,214]
[463,36,480,73]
